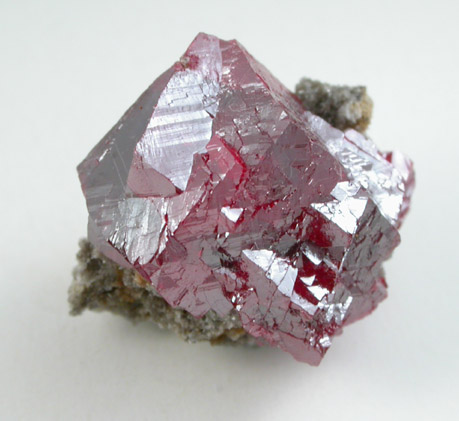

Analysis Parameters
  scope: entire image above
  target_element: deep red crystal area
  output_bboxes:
[78,33,414,364]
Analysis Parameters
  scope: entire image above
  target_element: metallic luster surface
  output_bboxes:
[77,33,415,364]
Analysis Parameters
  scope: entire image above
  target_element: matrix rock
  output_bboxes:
[295,78,373,132]
[70,239,252,344]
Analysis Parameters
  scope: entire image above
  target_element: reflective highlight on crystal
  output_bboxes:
[78,33,415,364]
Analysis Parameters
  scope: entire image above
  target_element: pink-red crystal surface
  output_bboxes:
[78,33,414,364]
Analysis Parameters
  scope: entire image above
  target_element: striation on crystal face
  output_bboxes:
[76,33,414,364]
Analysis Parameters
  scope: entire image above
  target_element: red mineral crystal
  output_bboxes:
[77,33,414,364]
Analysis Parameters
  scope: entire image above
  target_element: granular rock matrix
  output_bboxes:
[295,78,373,132]
[71,33,414,364]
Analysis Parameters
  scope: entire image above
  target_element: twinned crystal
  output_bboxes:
[77,33,414,364]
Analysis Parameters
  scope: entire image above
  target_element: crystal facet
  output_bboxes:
[77,33,414,364]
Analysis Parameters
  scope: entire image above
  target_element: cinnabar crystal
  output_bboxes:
[78,33,414,364]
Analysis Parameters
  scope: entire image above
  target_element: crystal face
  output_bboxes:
[78,33,414,364]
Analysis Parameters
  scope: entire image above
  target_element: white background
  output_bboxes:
[1,0,458,419]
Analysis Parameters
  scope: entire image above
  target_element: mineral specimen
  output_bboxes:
[73,33,414,364]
